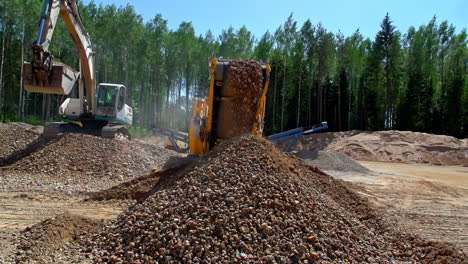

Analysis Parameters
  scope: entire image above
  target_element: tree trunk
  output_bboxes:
[272,68,277,129]
[281,56,287,131]
[307,77,312,127]
[0,5,7,117]
[165,78,171,126]
[41,94,46,120]
[18,17,25,120]
[185,64,191,131]
[338,77,341,131]
[348,70,353,130]
[296,73,301,127]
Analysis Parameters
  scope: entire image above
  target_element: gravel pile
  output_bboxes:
[16,212,102,263]
[61,135,465,263]
[2,133,177,178]
[86,166,188,202]
[0,133,179,194]
[228,59,264,136]
[295,150,370,174]
[0,122,43,159]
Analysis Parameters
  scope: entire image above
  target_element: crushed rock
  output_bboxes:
[86,166,188,202]
[295,150,370,174]
[229,59,264,136]
[0,122,43,159]
[0,133,180,194]
[54,135,466,263]
[15,212,102,263]
[86,156,199,202]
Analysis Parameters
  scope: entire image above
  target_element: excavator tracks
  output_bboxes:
[43,122,130,140]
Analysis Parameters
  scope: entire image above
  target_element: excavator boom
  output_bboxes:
[23,0,133,139]
[23,0,96,114]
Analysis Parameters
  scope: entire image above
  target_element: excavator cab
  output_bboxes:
[95,84,133,126]
[26,0,133,140]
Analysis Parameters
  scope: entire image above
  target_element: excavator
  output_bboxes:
[23,0,132,139]
[189,58,271,154]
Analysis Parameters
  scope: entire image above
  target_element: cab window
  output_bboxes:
[117,87,125,110]
[97,86,117,107]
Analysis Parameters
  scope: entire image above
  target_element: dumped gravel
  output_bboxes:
[16,212,102,263]
[228,59,264,136]
[295,150,370,173]
[86,167,188,202]
[289,130,468,166]
[0,122,43,159]
[2,133,176,178]
[0,133,179,194]
[56,135,465,263]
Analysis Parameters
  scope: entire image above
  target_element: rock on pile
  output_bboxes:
[2,133,177,180]
[229,59,264,135]
[76,135,465,263]
[295,150,370,174]
[16,212,101,263]
[0,122,43,159]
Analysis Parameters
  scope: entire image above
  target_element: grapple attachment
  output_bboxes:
[23,62,79,95]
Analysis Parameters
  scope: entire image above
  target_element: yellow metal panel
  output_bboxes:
[189,99,205,154]
[190,60,270,154]
[59,1,96,113]
[252,64,271,135]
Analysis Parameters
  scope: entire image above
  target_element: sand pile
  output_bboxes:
[0,122,43,159]
[295,150,370,173]
[56,135,465,263]
[293,130,467,166]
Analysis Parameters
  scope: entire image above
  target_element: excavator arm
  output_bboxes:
[24,0,96,114]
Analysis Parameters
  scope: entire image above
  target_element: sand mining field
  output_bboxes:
[0,123,466,263]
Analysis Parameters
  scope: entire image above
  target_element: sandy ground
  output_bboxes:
[0,192,127,263]
[0,161,466,261]
[328,161,468,253]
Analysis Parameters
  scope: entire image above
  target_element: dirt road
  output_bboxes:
[329,162,468,253]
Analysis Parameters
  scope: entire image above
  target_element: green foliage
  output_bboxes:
[128,126,153,138]
[0,3,466,138]
[23,115,45,126]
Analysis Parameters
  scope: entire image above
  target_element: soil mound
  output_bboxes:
[16,212,101,263]
[75,135,465,263]
[0,122,43,159]
[2,133,177,179]
[293,130,467,166]
[295,150,370,173]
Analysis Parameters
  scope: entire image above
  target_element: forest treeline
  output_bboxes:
[0,0,467,138]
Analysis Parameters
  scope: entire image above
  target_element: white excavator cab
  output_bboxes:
[95,84,133,126]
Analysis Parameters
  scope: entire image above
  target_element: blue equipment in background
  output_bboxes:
[267,122,328,152]
[151,127,189,153]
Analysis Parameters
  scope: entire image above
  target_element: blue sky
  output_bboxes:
[82,0,467,39]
